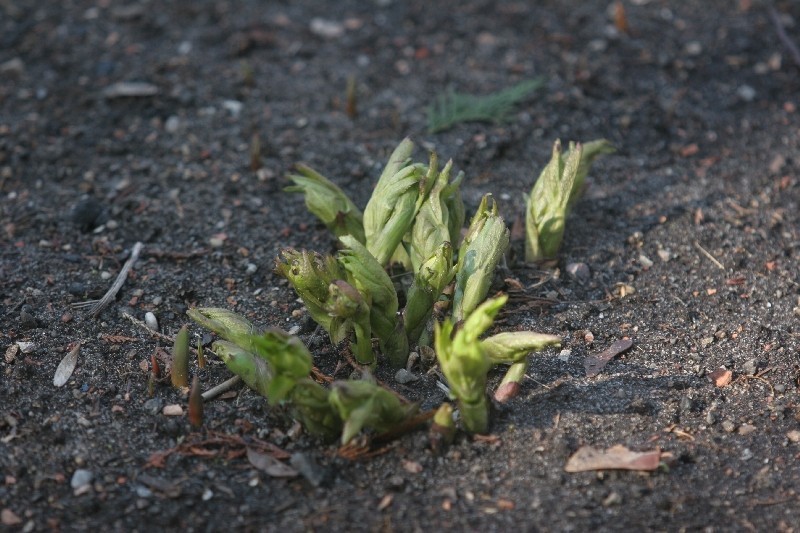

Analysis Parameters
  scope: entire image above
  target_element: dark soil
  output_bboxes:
[3,0,800,530]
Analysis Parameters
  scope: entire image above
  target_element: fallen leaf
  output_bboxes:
[584,339,633,377]
[564,444,661,472]
[54,342,81,387]
[1,508,22,526]
[246,448,298,478]
[709,368,732,387]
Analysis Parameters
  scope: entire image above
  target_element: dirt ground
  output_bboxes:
[2,0,800,530]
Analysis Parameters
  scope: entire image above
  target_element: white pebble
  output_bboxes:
[144,312,158,332]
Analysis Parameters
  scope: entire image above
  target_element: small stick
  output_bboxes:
[201,376,243,401]
[693,241,725,270]
[768,5,800,68]
[80,242,144,317]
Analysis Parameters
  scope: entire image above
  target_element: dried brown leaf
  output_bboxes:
[565,444,661,472]
[584,339,633,377]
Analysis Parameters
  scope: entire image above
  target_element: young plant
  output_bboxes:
[362,138,428,266]
[171,325,190,389]
[434,296,507,434]
[452,195,510,322]
[328,376,416,444]
[408,155,464,273]
[481,331,561,402]
[427,79,544,133]
[285,164,365,242]
[525,139,614,262]
[403,241,455,348]
[275,248,349,344]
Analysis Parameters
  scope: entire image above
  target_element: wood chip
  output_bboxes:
[584,339,633,377]
[402,459,423,474]
[564,444,661,472]
[709,368,732,387]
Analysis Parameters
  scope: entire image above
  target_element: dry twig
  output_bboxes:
[768,5,800,68]
[73,242,144,317]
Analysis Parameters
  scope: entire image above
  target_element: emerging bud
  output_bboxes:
[452,195,509,322]
[525,139,613,262]
[171,325,190,389]
[285,163,365,242]
[328,377,416,444]
[186,308,255,342]
[429,402,456,455]
[363,138,427,266]
[481,331,561,364]
[434,296,507,434]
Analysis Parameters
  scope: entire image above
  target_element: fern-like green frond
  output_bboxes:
[427,78,544,133]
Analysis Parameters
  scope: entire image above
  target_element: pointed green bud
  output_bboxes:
[481,331,561,364]
[452,195,509,322]
[409,157,463,273]
[363,139,427,266]
[212,340,273,398]
[275,248,345,341]
[429,402,456,455]
[328,378,416,444]
[404,242,455,346]
[526,139,612,262]
[232,328,313,403]
[187,308,255,342]
[285,163,365,242]
[434,296,506,434]
[565,139,615,209]
[289,378,342,441]
[327,280,374,365]
[337,235,399,343]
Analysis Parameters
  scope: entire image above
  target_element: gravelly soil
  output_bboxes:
[2,0,800,531]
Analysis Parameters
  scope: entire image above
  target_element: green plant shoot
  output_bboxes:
[525,139,614,261]
[452,195,510,322]
[328,377,416,444]
[427,79,544,133]
[435,295,507,434]
[362,138,427,266]
[285,163,365,242]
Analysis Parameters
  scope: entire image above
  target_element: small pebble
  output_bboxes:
[290,453,327,487]
[558,349,571,362]
[603,491,623,507]
[787,430,800,443]
[394,369,418,384]
[721,420,736,433]
[737,85,756,102]
[144,312,158,332]
[565,262,590,283]
[143,398,164,415]
[657,249,671,262]
[71,469,94,490]
[638,254,654,269]
[741,359,758,376]
[679,396,692,413]
[740,448,753,461]
[738,423,756,436]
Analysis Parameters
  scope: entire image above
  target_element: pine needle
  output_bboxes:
[427,78,544,133]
